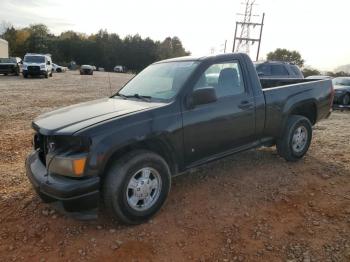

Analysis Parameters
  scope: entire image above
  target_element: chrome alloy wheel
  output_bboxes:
[292,126,308,153]
[126,167,162,211]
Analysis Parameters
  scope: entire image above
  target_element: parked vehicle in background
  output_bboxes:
[22,53,53,78]
[80,65,94,75]
[53,63,67,73]
[113,65,126,73]
[306,75,332,80]
[98,67,105,72]
[26,53,333,224]
[332,77,350,108]
[0,57,22,75]
[255,61,304,79]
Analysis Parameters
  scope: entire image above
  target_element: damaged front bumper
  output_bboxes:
[25,150,100,219]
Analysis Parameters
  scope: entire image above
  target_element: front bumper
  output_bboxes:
[25,150,100,215]
[23,69,47,76]
[80,69,93,74]
[0,67,16,74]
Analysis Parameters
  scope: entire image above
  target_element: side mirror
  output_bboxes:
[192,87,217,106]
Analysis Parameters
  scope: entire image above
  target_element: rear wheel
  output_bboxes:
[23,73,28,78]
[103,150,171,224]
[342,93,350,105]
[276,115,312,162]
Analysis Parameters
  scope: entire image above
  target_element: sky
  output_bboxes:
[0,0,349,70]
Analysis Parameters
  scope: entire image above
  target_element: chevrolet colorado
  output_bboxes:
[26,53,334,224]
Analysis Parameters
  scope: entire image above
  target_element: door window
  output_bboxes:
[194,61,245,98]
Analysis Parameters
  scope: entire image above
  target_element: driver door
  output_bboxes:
[182,60,256,166]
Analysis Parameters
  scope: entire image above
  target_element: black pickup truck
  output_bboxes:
[26,53,334,224]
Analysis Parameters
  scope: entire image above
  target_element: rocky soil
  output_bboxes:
[0,71,349,262]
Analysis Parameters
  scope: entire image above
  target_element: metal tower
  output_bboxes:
[232,0,265,61]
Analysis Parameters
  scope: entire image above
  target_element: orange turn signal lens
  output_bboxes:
[72,158,86,176]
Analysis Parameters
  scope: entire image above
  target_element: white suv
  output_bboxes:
[23,53,53,78]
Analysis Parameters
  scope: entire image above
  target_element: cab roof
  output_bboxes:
[154,53,248,64]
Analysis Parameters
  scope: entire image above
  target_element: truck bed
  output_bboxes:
[260,78,322,89]
[262,79,333,138]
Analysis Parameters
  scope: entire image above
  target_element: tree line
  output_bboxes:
[1,24,190,72]
[266,48,349,77]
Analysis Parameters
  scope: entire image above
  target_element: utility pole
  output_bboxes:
[232,0,265,61]
[255,12,265,61]
[221,40,228,53]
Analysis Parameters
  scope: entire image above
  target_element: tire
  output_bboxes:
[342,93,350,105]
[44,72,48,78]
[49,70,53,77]
[103,150,171,224]
[4,73,7,76]
[23,74,28,78]
[276,115,312,162]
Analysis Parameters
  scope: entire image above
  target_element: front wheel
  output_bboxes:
[276,115,312,162]
[103,150,171,224]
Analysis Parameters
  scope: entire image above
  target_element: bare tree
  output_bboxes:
[0,20,12,36]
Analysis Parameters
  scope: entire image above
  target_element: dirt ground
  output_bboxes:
[0,71,349,262]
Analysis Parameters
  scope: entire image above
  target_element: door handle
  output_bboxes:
[238,100,253,109]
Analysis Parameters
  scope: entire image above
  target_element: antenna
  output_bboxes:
[107,72,112,96]
[232,0,265,61]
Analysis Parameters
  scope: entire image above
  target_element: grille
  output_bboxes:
[28,66,40,72]
[0,65,14,70]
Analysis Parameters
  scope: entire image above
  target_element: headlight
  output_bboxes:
[46,135,91,153]
[43,135,91,177]
[48,154,87,177]
[40,65,46,69]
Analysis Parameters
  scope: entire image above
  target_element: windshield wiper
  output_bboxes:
[114,93,152,101]
[132,94,152,101]
[115,93,128,99]
[124,94,152,101]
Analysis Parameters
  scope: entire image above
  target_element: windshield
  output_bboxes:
[24,56,45,63]
[333,77,350,86]
[0,58,16,63]
[117,61,199,100]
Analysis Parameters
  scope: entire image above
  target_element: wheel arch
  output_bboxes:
[289,100,318,125]
[100,138,178,181]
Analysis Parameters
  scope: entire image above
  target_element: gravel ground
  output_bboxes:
[0,71,349,262]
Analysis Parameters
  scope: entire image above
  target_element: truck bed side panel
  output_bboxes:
[263,80,332,138]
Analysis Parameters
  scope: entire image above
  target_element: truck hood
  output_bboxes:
[0,63,16,65]
[33,97,164,135]
[24,62,45,66]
